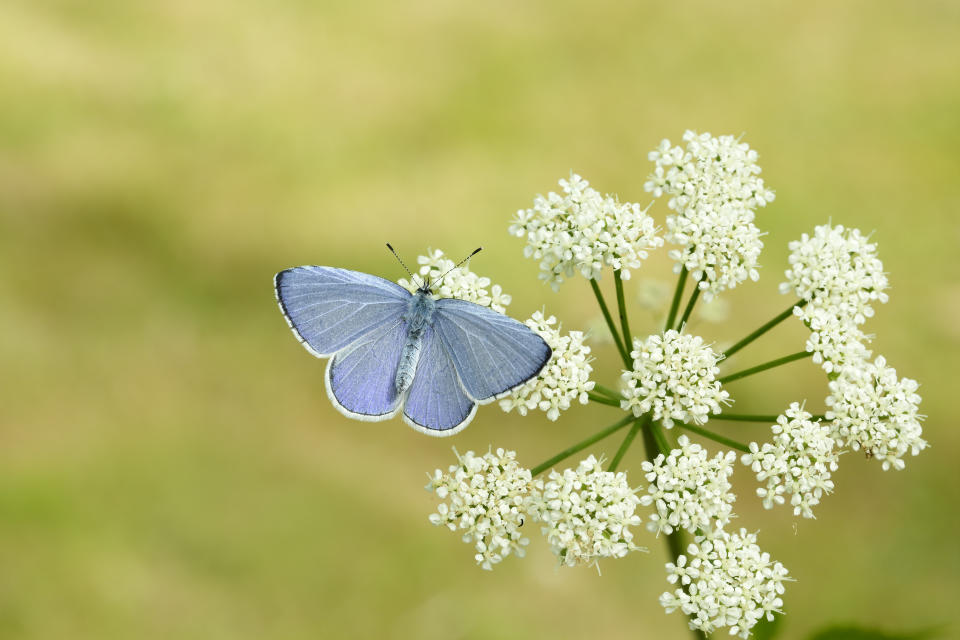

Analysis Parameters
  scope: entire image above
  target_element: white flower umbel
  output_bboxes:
[510,174,663,290]
[646,131,773,299]
[531,455,644,569]
[795,305,873,374]
[780,224,889,325]
[426,448,534,570]
[499,311,594,421]
[645,130,775,215]
[620,330,729,428]
[826,356,927,471]
[399,248,512,313]
[640,435,737,535]
[660,529,789,639]
[742,403,839,518]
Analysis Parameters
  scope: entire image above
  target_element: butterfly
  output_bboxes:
[274,245,552,436]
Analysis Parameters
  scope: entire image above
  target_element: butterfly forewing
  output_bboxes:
[327,318,408,420]
[403,326,477,435]
[431,298,552,403]
[275,266,411,357]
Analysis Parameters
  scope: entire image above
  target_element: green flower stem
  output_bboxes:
[530,414,635,477]
[675,280,702,331]
[650,421,673,456]
[613,269,633,355]
[589,278,631,368]
[712,413,781,423]
[675,422,751,453]
[664,266,689,331]
[587,391,621,407]
[718,350,813,385]
[607,415,649,472]
[592,383,622,400]
[723,298,808,359]
[641,422,707,640]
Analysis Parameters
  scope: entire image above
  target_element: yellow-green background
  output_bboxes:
[1,1,957,638]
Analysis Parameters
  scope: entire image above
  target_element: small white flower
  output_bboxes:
[795,305,873,374]
[499,311,595,421]
[640,435,737,535]
[399,248,512,313]
[741,403,839,518]
[646,131,773,298]
[660,528,789,639]
[530,455,645,569]
[826,356,927,471]
[426,448,534,570]
[620,330,730,428]
[510,174,663,290]
[780,224,889,325]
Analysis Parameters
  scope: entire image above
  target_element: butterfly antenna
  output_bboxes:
[386,243,425,289]
[433,247,482,289]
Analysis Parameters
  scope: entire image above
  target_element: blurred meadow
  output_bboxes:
[1,0,959,638]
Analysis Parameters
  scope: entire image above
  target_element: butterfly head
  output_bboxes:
[387,244,482,295]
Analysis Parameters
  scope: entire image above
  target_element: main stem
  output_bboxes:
[589,278,631,368]
[641,423,707,640]
[723,298,808,359]
[675,280,702,331]
[607,415,648,472]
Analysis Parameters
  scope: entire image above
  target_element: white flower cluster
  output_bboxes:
[426,448,532,570]
[780,224,889,373]
[742,403,839,518]
[531,455,644,569]
[510,174,663,290]
[660,528,789,639]
[398,248,512,313]
[826,356,927,471]
[796,305,872,375]
[620,330,729,428]
[499,311,594,421]
[640,435,737,535]
[645,131,774,299]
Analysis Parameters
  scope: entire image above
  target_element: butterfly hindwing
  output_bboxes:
[431,298,552,403]
[402,326,477,436]
[275,266,411,357]
[326,318,408,420]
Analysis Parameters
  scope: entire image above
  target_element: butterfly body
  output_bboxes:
[275,265,551,436]
[396,289,435,393]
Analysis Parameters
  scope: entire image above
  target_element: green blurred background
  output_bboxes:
[1,0,958,638]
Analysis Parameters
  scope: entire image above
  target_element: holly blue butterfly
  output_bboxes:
[274,246,552,436]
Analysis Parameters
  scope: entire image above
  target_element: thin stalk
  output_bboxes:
[675,280,702,331]
[531,414,634,477]
[664,266,689,331]
[711,414,780,423]
[613,270,633,355]
[650,421,673,455]
[589,278,631,367]
[641,423,707,640]
[587,391,621,407]
[719,351,812,385]
[607,415,649,472]
[592,383,621,400]
[675,422,750,453]
[723,298,808,359]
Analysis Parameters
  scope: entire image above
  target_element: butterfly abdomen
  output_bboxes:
[395,291,436,393]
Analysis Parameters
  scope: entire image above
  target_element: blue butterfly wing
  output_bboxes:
[274,266,410,357]
[326,317,408,420]
[432,298,552,404]
[402,326,477,436]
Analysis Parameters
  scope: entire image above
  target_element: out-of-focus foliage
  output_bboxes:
[0,1,957,638]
